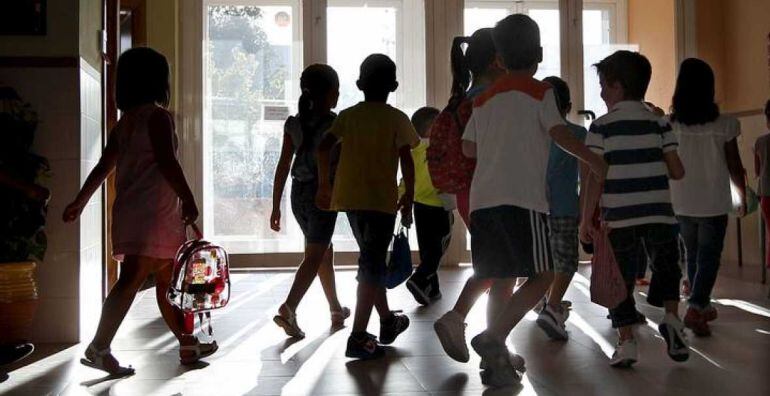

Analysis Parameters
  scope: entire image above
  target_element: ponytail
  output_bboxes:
[448,28,496,111]
[450,36,471,109]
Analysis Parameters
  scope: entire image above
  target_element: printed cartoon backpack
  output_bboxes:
[426,97,477,193]
[168,224,230,334]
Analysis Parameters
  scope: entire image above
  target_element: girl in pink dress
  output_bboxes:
[63,48,216,375]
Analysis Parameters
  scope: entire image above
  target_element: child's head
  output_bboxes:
[492,14,542,74]
[594,50,651,108]
[543,76,572,117]
[356,54,398,101]
[450,28,500,98]
[671,58,719,125]
[299,64,340,117]
[411,107,440,139]
[116,47,170,111]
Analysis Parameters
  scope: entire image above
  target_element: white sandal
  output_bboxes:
[331,306,351,329]
[180,339,219,365]
[80,344,135,376]
[273,304,305,339]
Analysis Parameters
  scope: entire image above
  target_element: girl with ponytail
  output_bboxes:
[270,64,349,338]
[430,29,524,370]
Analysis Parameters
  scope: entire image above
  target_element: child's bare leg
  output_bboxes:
[451,275,493,318]
[546,272,574,307]
[487,279,515,328]
[284,243,329,311]
[317,244,342,312]
[373,286,391,319]
[352,283,377,332]
[618,326,634,341]
[487,271,554,340]
[152,258,193,343]
[663,300,680,319]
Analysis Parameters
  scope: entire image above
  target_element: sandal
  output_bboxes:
[331,306,351,329]
[80,344,135,376]
[273,304,305,339]
[180,339,219,365]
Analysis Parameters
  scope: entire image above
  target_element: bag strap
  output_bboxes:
[187,223,204,241]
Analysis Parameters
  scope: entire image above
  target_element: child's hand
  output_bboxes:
[736,196,747,218]
[270,208,281,232]
[315,186,332,211]
[62,200,85,223]
[398,194,413,227]
[579,221,595,244]
[588,154,608,183]
[182,199,199,224]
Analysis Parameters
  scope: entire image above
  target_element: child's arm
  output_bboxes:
[754,148,761,179]
[663,151,685,180]
[461,140,477,158]
[315,133,338,210]
[550,125,607,181]
[147,110,198,224]
[398,145,415,226]
[578,161,589,221]
[579,171,602,243]
[62,129,120,222]
[725,138,747,215]
[270,132,294,231]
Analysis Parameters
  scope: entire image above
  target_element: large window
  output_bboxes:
[203,2,304,253]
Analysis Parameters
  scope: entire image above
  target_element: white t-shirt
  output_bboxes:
[669,115,740,217]
[462,75,565,214]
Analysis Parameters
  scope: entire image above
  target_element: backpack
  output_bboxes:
[426,97,476,194]
[168,224,231,335]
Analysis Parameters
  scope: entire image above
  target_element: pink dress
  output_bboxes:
[112,104,186,261]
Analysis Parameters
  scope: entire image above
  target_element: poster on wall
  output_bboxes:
[0,0,46,36]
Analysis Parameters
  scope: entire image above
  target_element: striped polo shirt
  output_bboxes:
[585,101,678,229]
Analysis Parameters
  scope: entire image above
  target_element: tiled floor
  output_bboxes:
[2,265,770,396]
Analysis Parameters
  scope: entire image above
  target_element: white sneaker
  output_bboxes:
[609,339,638,368]
[434,311,469,363]
[536,304,568,341]
[659,313,690,362]
[480,351,526,372]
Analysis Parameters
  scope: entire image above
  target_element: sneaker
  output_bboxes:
[684,307,711,337]
[346,332,385,360]
[609,339,638,368]
[659,314,690,362]
[273,303,305,339]
[380,311,410,345]
[471,332,521,387]
[702,305,718,322]
[406,273,441,306]
[536,304,569,341]
[480,351,526,372]
[428,275,442,302]
[434,311,469,362]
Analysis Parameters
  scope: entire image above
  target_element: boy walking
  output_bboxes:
[536,76,588,341]
[580,50,689,368]
[462,15,606,387]
[405,107,455,305]
[317,54,419,360]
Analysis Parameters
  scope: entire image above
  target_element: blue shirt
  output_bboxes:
[547,122,587,217]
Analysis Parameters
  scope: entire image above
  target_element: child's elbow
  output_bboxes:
[670,168,685,180]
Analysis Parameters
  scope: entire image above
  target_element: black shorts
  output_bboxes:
[470,205,552,279]
[291,180,337,245]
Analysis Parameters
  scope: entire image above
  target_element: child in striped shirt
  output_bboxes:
[580,50,689,368]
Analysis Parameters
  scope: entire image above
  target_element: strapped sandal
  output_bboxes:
[80,344,135,376]
[273,304,305,339]
[180,339,219,365]
[331,306,351,329]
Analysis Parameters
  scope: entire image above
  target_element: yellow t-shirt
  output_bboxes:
[328,102,420,214]
[403,140,444,207]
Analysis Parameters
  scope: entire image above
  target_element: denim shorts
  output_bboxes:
[290,180,337,245]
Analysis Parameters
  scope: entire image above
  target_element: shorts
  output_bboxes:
[470,205,552,279]
[290,180,338,245]
[347,211,396,287]
[549,216,579,274]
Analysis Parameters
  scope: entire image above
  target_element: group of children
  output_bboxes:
[60,10,770,389]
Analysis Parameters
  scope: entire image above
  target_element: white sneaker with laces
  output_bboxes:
[434,310,469,363]
[536,304,568,341]
[659,313,690,362]
[609,339,638,368]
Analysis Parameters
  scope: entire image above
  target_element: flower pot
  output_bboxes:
[0,261,39,344]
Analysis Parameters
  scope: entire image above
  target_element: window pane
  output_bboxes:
[527,8,560,79]
[203,4,303,253]
[464,7,510,36]
[327,0,427,251]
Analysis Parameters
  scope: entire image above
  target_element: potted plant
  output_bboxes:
[0,86,50,345]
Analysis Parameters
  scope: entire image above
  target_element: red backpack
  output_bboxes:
[426,97,476,194]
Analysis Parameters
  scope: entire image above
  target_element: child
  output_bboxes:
[580,50,688,368]
[535,76,587,341]
[755,99,770,269]
[464,15,606,387]
[316,54,419,360]
[404,106,455,305]
[62,48,216,375]
[669,58,746,337]
[432,28,521,367]
[270,64,349,339]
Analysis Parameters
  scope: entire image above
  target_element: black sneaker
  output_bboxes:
[0,343,34,366]
[406,274,432,306]
[380,311,410,345]
[427,274,442,302]
[345,332,385,360]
